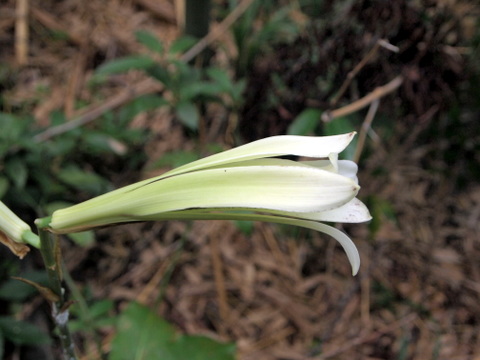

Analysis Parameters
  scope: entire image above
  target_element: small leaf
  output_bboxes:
[109,302,176,360]
[180,81,223,101]
[0,176,9,199]
[11,277,60,303]
[89,300,115,319]
[168,36,197,55]
[175,101,199,131]
[149,150,199,170]
[56,166,110,195]
[50,110,67,126]
[0,316,51,345]
[0,271,49,302]
[235,220,254,236]
[95,56,156,76]
[135,30,164,54]
[67,231,95,247]
[206,68,234,92]
[169,335,236,360]
[287,108,322,135]
[109,302,235,360]
[118,94,169,125]
[5,159,28,189]
[146,65,172,86]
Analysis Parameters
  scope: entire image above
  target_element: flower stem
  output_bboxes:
[37,226,78,360]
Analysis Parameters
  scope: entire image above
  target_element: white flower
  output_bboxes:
[48,132,371,274]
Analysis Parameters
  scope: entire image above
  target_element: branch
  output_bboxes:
[322,75,403,122]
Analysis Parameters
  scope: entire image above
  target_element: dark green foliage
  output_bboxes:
[94,31,245,131]
[109,302,236,360]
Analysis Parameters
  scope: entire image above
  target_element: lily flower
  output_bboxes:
[44,132,371,274]
[0,201,40,258]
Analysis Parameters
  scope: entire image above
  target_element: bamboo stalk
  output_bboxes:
[15,0,29,66]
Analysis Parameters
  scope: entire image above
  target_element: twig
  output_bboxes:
[134,0,177,23]
[353,99,379,163]
[31,6,85,46]
[322,75,403,123]
[15,0,29,66]
[180,0,255,62]
[33,78,162,143]
[330,39,399,108]
[210,233,230,331]
[33,0,255,143]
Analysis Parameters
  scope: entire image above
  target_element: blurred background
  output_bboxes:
[0,0,479,359]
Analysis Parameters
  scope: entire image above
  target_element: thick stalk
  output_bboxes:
[37,227,78,360]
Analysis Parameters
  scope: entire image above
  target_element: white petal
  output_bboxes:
[144,210,361,275]
[291,198,372,223]
[299,160,358,183]
[338,160,358,183]
[162,132,356,177]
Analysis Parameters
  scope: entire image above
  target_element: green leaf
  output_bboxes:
[83,133,124,155]
[0,176,9,199]
[5,159,28,189]
[0,317,51,345]
[89,300,115,319]
[56,166,110,195]
[146,65,172,86]
[0,113,29,148]
[168,36,197,55]
[50,110,67,126]
[44,201,73,215]
[135,30,164,54]
[68,231,95,247]
[175,101,199,130]
[287,108,322,135]
[149,150,200,170]
[0,271,49,302]
[168,335,236,360]
[44,135,77,156]
[118,94,169,126]
[235,220,254,236]
[109,302,176,360]
[206,68,234,92]
[95,56,156,76]
[109,302,235,360]
[178,82,219,102]
[70,299,115,332]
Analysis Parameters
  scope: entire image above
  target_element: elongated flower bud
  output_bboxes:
[0,202,40,257]
[45,133,371,274]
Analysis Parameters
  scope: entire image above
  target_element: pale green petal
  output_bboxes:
[47,133,356,209]
[50,165,358,233]
[162,132,356,178]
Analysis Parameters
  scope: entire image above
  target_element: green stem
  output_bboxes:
[37,226,78,360]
